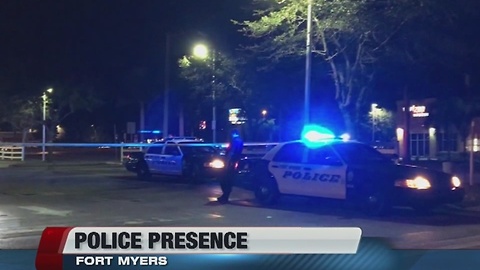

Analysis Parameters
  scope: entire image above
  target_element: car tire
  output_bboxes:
[137,161,151,181]
[362,188,391,217]
[255,177,279,205]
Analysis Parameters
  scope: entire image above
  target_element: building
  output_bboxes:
[396,98,480,160]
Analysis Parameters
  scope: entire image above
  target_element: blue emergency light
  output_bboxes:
[340,133,350,141]
[301,125,335,148]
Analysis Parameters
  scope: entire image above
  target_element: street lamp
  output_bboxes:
[262,110,267,117]
[42,88,53,161]
[193,44,208,59]
[193,43,217,143]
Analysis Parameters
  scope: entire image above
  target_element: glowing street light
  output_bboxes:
[262,110,267,117]
[193,44,209,59]
[42,88,53,161]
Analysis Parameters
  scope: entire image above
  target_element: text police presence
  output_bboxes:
[74,231,249,250]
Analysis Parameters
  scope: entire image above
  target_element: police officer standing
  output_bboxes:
[217,129,244,203]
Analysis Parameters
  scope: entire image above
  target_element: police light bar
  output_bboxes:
[301,125,335,147]
[301,125,349,148]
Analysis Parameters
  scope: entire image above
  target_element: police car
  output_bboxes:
[127,139,226,182]
[238,126,465,215]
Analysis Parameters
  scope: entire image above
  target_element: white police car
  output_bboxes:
[128,139,226,182]
[238,126,464,215]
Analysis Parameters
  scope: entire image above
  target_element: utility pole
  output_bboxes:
[371,103,378,142]
[179,104,184,137]
[470,120,475,186]
[304,0,313,125]
[139,101,145,142]
[42,93,47,161]
[41,88,53,162]
[163,33,170,138]
[466,73,475,186]
[212,50,217,143]
[403,86,411,162]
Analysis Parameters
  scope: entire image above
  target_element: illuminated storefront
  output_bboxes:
[396,98,480,160]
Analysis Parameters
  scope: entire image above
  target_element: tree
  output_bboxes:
[368,106,395,142]
[178,51,253,139]
[236,0,471,138]
[1,80,104,144]
[238,0,386,137]
[1,95,40,142]
[44,82,103,141]
[426,95,480,160]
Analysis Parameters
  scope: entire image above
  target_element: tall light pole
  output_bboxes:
[371,103,378,142]
[193,43,217,142]
[42,88,53,161]
[304,0,313,125]
[163,34,171,138]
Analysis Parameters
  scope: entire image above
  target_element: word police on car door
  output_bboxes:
[268,142,347,199]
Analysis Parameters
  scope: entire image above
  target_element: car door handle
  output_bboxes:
[272,165,279,168]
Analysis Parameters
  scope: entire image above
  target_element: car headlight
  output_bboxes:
[451,176,461,188]
[208,159,225,169]
[395,176,431,190]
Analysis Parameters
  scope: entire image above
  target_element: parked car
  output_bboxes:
[124,139,226,182]
[235,138,465,216]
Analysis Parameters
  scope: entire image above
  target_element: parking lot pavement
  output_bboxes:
[3,163,480,251]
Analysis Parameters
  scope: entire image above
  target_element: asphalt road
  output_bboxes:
[1,164,480,250]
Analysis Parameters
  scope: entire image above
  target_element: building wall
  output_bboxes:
[395,98,480,160]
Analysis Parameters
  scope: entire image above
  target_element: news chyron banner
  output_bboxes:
[35,226,362,270]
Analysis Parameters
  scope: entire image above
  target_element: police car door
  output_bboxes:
[144,144,164,172]
[303,145,347,199]
[269,142,309,196]
[162,143,183,175]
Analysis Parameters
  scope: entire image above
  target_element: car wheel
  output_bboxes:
[137,161,151,181]
[255,178,279,205]
[363,189,391,216]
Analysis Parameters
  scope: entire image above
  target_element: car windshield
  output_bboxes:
[331,143,391,165]
[179,145,217,155]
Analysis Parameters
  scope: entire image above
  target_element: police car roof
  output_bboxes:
[163,136,199,141]
[298,138,358,144]
[151,139,202,144]
[263,139,362,160]
[167,139,204,144]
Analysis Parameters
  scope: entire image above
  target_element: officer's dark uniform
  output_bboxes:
[217,130,244,203]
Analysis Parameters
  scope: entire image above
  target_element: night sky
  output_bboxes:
[1,0,480,141]
[0,0,251,95]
